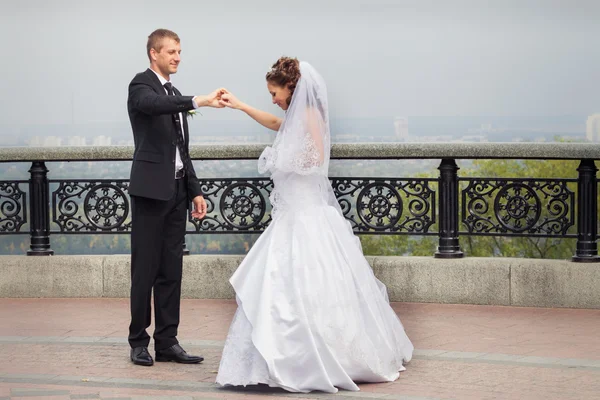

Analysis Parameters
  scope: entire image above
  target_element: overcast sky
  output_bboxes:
[0,0,598,129]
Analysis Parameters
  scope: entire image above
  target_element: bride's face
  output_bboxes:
[267,82,292,111]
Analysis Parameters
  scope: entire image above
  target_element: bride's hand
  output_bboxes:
[219,90,244,110]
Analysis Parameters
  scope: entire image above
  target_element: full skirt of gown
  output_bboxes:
[215,173,413,393]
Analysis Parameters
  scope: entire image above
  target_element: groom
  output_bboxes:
[126,28,224,366]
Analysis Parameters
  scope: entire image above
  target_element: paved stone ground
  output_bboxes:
[0,299,599,399]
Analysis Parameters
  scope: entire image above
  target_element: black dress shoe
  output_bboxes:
[131,346,153,366]
[155,344,203,364]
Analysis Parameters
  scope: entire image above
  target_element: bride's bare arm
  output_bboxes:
[240,104,282,132]
[219,91,282,131]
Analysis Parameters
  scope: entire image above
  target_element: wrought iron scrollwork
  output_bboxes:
[52,181,131,232]
[331,178,436,234]
[495,183,541,232]
[191,178,435,234]
[37,176,575,238]
[0,181,27,233]
[461,179,575,236]
[190,179,273,233]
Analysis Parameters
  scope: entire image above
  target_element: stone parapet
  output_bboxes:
[1,255,598,309]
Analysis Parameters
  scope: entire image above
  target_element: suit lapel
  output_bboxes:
[144,68,166,95]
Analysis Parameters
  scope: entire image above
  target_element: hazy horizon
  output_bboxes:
[1,0,599,140]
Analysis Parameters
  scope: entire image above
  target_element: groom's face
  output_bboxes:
[152,38,181,76]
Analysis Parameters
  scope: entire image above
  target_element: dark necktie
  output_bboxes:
[163,82,190,175]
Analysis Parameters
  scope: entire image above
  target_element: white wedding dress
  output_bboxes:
[215,62,413,394]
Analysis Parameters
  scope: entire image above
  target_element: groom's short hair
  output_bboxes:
[147,29,180,60]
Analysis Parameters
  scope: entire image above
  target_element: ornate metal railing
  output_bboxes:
[0,143,598,262]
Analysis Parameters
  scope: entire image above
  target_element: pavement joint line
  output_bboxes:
[2,336,600,371]
[0,373,447,399]
[0,365,597,400]
[10,387,72,396]
[0,337,225,348]
[413,355,600,371]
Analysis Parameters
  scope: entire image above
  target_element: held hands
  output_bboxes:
[218,89,245,110]
[194,88,244,110]
[207,88,227,108]
[195,88,227,108]
[191,195,207,219]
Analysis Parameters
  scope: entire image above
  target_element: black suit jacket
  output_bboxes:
[127,68,203,202]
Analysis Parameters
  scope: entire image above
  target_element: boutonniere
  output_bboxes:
[187,110,203,119]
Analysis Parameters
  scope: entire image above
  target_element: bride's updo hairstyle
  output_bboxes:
[266,56,300,106]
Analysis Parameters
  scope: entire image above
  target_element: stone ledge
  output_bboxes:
[0,255,104,298]
[372,256,510,306]
[511,260,600,308]
[0,255,598,309]
[1,142,599,162]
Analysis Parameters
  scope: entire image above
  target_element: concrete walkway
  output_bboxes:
[0,299,599,399]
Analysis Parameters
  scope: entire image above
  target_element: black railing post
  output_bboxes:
[435,158,464,258]
[572,159,599,262]
[27,161,53,255]
[183,239,190,256]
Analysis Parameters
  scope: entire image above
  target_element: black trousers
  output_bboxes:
[128,178,188,350]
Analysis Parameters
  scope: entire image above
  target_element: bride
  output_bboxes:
[215,57,413,393]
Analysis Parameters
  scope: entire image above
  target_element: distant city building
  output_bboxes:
[394,117,409,141]
[586,114,600,142]
[480,123,492,131]
[68,136,86,146]
[92,135,112,146]
[334,134,360,142]
[415,135,453,143]
[461,135,488,142]
[27,137,41,147]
